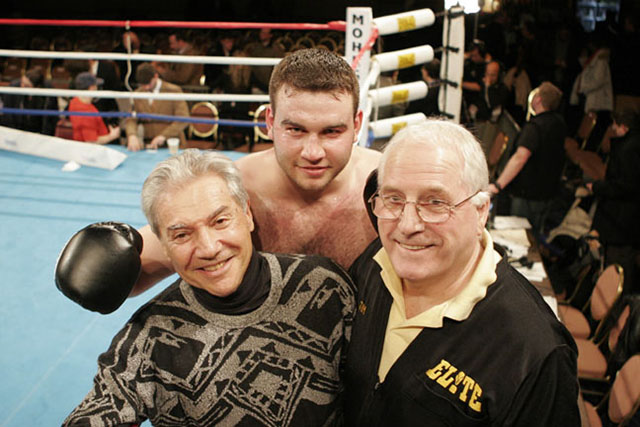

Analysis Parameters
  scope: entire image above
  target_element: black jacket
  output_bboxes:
[592,129,640,247]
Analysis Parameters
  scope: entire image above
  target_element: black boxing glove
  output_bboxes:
[55,222,143,314]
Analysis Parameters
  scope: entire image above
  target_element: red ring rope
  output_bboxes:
[0,18,346,31]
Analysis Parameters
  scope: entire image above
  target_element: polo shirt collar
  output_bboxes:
[373,229,500,327]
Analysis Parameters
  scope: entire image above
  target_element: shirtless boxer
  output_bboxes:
[56,48,381,313]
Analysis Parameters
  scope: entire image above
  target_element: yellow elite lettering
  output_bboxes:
[448,371,466,394]
[426,359,450,380]
[469,383,483,412]
[459,376,475,402]
[436,364,458,388]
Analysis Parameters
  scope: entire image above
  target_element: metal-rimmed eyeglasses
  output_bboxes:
[367,190,480,224]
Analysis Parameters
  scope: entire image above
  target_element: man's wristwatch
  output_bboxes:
[493,181,502,192]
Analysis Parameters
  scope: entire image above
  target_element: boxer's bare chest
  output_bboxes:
[250,191,376,269]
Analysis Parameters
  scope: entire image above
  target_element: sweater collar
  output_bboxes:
[191,249,270,315]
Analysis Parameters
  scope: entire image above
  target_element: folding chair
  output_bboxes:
[576,298,631,384]
[575,294,640,405]
[582,354,640,426]
[187,102,219,149]
[558,264,624,340]
[248,103,271,153]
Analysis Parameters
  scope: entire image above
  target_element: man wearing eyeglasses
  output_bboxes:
[344,120,579,426]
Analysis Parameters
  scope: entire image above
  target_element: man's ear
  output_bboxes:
[477,197,491,237]
[266,104,275,141]
[245,200,255,233]
[353,109,364,143]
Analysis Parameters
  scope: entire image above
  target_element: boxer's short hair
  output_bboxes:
[269,48,359,117]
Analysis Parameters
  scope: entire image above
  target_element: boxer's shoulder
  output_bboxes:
[236,149,278,192]
[351,146,381,175]
[350,146,381,189]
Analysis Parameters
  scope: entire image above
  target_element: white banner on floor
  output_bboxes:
[0,126,126,170]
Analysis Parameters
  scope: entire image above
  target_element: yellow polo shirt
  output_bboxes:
[375,229,501,382]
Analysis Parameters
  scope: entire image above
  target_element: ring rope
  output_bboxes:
[0,86,269,103]
[0,107,266,128]
[0,18,347,31]
[0,49,282,66]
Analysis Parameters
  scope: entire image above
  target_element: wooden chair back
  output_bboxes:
[577,112,597,149]
[608,354,640,425]
[590,264,624,340]
[188,102,218,140]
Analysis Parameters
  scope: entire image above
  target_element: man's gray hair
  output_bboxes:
[378,119,490,207]
[141,149,249,235]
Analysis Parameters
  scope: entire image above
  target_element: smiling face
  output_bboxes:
[378,141,488,290]
[155,173,254,297]
[267,86,362,194]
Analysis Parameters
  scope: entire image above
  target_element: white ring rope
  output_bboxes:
[0,86,269,102]
[0,49,282,66]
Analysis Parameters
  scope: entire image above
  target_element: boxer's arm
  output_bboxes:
[131,225,174,297]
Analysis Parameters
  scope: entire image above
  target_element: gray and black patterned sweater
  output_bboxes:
[64,252,355,427]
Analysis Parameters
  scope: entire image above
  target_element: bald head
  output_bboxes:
[485,61,500,86]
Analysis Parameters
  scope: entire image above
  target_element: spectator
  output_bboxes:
[405,59,440,117]
[204,31,239,93]
[0,66,50,134]
[587,109,640,295]
[155,30,204,87]
[489,82,567,237]
[63,59,91,86]
[217,43,254,149]
[473,61,510,156]
[569,37,613,152]
[246,28,285,94]
[503,50,532,125]
[462,40,491,123]
[124,63,189,151]
[68,72,121,145]
[78,42,122,125]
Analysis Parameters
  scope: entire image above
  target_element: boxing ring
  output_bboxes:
[0,8,465,425]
